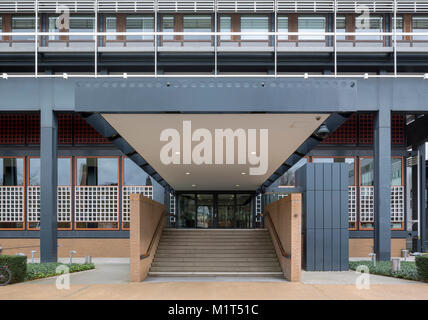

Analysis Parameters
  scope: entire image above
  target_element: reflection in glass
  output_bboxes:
[196,194,213,228]
[162,16,174,40]
[279,158,307,186]
[77,158,118,186]
[69,16,94,40]
[178,194,196,228]
[355,16,383,41]
[412,16,428,40]
[106,16,117,41]
[183,15,211,40]
[58,158,71,186]
[335,16,346,40]
[217,194,235,228]
[236,194,252,228]
[360,157,403,186]
[278,16,288,40]
[126,16,154,40]
[29,158,40,186]
[0,158,24,186]
[219,16,231,40]
[12,16,37,41]
[124,158,148,185]
[298,16,326,40]
[241,16,269,40]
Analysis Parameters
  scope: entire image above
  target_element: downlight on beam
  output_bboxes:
[2,73,7,79]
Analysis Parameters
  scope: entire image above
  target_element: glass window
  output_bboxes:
[392,16,404,41]
[391,158,403,186]
[336,16,346,40]
[106,16,117,41]
[162,16,174,40]
[312,157,355,186]
[76,158,118,186]
[278,16,288,40]
[29,158,40,186]
[355,15,383,40]
[178,194,196,228]
[0,158,24,186]
[241,15,269,40]
[183,15,211,40]
[412,16,428,40]
[0,17,2,40]
[219,16,231,40]
[29,158,71,186]
[69,16,94,40]
[126,15,154,40]
[123,158,148,185]
[360,157,403,186]
[48,16,59,40]
[12,16,37,41]
[58,158,71,186]
[298,16,326,40]
[279,158,308,187]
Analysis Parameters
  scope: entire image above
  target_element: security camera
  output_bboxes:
[316,123,330,139]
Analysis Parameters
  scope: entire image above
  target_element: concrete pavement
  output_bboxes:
[0,259,426,300]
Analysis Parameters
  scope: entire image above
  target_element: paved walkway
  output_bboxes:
[0,259,426,300]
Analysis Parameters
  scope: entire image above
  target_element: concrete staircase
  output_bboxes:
[148,229,283,277]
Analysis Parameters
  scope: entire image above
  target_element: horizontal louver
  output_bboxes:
[2,1,428,13]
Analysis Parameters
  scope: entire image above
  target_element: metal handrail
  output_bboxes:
[140,211,170,260]
[263,211,291,259]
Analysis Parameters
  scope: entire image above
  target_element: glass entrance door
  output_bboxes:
[177,192,254,229]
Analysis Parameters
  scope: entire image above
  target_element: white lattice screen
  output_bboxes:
[348,186,357,223]
[27,186,72,222]
[0,186,24,222]
[391,186,405,223]
[359,186,405,223]
[75,186,119,222]
[359,186,375,223]
[121,186,153,223]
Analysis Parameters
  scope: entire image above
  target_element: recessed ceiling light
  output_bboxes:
[185,172,190,175]
[192,184,196,187]
[250,151,256,155]
[235,184,240,187]
[241,172,246,175]
[175,151,180,155]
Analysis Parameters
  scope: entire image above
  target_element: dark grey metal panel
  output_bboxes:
[374,109,392,261]
[296,162,349,271]
[1,78,428,113]
[323,228,332,271]
[315,191,324,229]
[323,191,332,229]
[305,228,315,271]
[332,229,341,271]
[315,228,324,271]
[40,107,58,263]
[306,190,315,229]
[323,164,332,191]
[340,228,350,271]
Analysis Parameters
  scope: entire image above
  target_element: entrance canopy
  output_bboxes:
[102,114,328,190]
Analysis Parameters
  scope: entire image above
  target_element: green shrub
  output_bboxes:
[26,262,95,281]
[349,260,419,281]
[0,254,27,283]
[415,255,428,281]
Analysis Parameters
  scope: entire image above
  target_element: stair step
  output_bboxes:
[154,253,278,258]
[149,266,282,272]
[148,272,284,278]
[153,257,279,262]
[151,261,280,267]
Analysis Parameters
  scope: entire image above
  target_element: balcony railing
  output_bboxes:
[3,0,428,14]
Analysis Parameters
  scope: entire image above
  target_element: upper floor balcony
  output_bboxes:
[1,0,428,76]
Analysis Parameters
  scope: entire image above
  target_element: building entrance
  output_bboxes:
[177,193,254,228]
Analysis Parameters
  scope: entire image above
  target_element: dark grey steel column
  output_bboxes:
[40,107,58,263]
[374,109,391,261]
[418,143,427,252]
